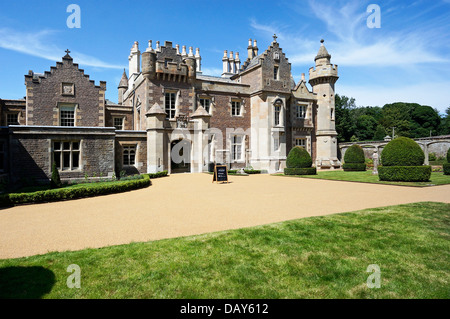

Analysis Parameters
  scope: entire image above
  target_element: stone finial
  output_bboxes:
[273,34,278,42]
[146,40,154,52]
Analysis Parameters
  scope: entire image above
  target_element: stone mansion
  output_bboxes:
[0,36,340,184]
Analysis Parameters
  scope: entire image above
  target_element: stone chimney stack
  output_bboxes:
[235,52,240,72]
[252,39,258,57]
[195,48,202,73]
[128,41,140,89]
[181,45,187,57]
[229,51,235,73]
[247,38,253,60]
[222,50,229,75]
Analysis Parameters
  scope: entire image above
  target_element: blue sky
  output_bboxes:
[0,0,449,113]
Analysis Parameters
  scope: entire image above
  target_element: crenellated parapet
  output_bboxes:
[308,64,338,86]
[141,40,197,83]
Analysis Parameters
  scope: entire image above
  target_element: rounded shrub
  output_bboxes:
[286,146,312,169]
[379,137,430,182]
[284,146,316,175]
[380,137,424,166]
[343,144,366,171]
[444,148,450,175]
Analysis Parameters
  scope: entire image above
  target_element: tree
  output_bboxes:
[335,94,357,142]
[380,102,413,137]
[410,105,440,138]
[438,106,450,135]
[355,114,378,141]
[373,124,386,140]
[50,162,62,188]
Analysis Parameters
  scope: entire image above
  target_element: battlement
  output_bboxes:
[308,63,338,82]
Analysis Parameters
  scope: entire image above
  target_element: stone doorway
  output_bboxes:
[170,139,191,173]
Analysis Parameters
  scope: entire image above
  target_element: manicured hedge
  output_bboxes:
[342,163,367,171]
[381,137,424,166]
[447,148,450,162]
[284,167,317,175]
[244,169,261,174]
[344,144,365,164]
[0,175,151,207]
[144,171,168,179]
[286,146,313,168]
[378,166,431,182]
[444,163,450,175]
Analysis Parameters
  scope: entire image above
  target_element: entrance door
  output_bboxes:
[170,139,191,173]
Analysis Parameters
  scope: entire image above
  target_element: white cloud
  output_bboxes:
[0,28,125,69]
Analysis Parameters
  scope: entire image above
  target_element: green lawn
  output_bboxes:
[0,202,449,299]
[276,171,450,187]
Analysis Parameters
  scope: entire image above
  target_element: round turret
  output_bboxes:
[142,50,156,79]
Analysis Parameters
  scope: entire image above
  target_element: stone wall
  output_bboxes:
[24,55,106,127]
[8,126,115,184]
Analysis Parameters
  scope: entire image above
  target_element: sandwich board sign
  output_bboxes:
[212,164,228,183]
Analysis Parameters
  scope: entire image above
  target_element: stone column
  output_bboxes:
[424,143,429,165]
[146,103,166,173]
[191,106,211,172]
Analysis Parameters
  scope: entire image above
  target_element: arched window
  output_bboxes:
[274,99,283,126]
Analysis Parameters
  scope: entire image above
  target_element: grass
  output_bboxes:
[275,171,450,187]
[0,202,449,299]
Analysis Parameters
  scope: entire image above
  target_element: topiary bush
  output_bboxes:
[50,162,62,188]
[444,148,450,175]
[379,137,431,182]
[378,166,432,182]
[380,137,424,166]
[343,144,366,171]
[284,146,316,175]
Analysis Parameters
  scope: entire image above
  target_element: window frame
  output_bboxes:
[295,138,307,148]
[6,113,19,126]
[296,104,307,119]
[273,66,279,80]
[165,91,177,120]
[198,97,211,113]
[231,135,244,162]
[123,144,137,166]
[113,117,125,130]
[53,140,81,171]
[231,100,241,116]
[59,104,76,127]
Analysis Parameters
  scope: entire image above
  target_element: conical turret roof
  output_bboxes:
[314,39,331,61]
[118,69,128,88]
